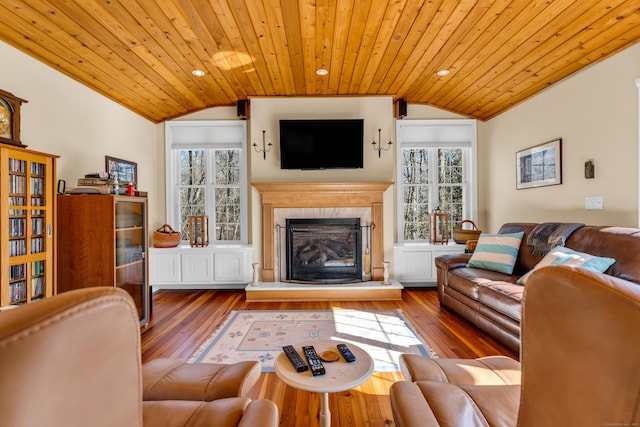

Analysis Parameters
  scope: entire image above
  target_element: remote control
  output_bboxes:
[302,346,326,376]
[282,345,309,372]
[337,343,356,362]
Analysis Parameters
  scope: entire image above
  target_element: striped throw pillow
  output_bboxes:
[466,232,524,275]
[516,246,615,285]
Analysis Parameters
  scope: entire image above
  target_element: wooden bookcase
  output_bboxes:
[0,146,58,307]
[56,194,149,325]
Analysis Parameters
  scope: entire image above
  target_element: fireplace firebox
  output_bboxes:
[286,218,362,283]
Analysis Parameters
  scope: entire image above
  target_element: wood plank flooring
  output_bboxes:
[141,288,518,427]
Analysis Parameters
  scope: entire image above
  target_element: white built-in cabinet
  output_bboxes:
[149,246,252,289]
[393,243,465,287]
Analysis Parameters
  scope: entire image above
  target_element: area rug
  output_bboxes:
[188,309,437,372]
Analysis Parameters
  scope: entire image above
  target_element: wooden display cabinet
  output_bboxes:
[0,146,58,307]
[56,195,149,325]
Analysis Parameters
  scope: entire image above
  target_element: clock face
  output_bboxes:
[0,98,12,139]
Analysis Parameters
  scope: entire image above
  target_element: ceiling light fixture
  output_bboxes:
[316,68,329,76]
[436,69,450,77]
[192,69,205,77]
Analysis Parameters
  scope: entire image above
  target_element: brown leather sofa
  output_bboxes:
[0,287,279,427]
[391,266,640,426]
[435,223,640,352]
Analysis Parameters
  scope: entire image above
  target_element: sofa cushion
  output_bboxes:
[467,232,524,274]
[517,246,616,285]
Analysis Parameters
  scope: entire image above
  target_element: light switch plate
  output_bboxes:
[585,196,604,210]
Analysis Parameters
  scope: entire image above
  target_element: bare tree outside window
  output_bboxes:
[177,148,242,242]
[437,148,464,230]
[401,147,465,241]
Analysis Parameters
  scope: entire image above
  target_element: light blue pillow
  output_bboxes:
[466,232,524,275]
[517,246,615,285]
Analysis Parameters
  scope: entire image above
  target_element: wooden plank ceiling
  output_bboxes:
[1,1,639,123]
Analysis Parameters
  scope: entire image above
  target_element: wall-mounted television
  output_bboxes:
[279,119,364,170]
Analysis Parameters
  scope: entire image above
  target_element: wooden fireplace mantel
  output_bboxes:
[252,181,393,282]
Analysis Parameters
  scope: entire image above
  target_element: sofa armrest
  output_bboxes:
[435,253,472,269]
[435,253,472,302]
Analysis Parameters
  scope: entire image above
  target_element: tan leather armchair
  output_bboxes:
[391,265,640,426]
[0,287,279,427]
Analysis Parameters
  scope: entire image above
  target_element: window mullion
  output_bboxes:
[206,149,216,242]
[429,147,439,211]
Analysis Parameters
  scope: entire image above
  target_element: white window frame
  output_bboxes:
[396,119,478,243]
[165,120,248,244]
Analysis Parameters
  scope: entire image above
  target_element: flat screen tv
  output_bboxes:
[280,119,364,169]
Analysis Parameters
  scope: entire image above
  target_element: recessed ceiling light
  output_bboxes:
[436,69,450,77]
[192,69,205,77]
[316,68,329,76]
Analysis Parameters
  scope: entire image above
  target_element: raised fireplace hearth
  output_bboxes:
[286,218,362,283]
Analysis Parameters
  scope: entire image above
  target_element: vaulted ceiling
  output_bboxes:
[1,1,639,123]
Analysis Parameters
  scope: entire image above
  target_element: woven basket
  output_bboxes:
[153,224,181,248]
[453,220,481,244]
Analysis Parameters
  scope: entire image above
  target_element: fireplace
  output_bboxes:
[252,182,393,282]
[286,218,362,283]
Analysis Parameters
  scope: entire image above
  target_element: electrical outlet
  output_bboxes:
[585,196,604,210]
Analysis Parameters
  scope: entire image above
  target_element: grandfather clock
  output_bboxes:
[0,89,27,148]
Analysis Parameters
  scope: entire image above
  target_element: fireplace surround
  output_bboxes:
[252,182,393,282]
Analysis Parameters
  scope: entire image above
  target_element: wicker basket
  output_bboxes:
[153,224,181,248]
[453,220,481,244]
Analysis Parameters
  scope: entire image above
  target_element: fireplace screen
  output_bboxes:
[286,218,362,283]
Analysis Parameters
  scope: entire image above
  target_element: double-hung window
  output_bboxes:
[165,121,247,244]
[396,119,477,242]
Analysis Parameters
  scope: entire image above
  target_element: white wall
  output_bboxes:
[0,41,159,229]
[479,42,640,232]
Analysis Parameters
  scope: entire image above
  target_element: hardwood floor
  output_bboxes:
[141,288,518,427]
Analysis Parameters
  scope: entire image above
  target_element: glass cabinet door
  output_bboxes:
[3,150,53,306]
[114,198,147,323]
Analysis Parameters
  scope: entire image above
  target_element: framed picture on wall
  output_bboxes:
[516,138,562,190]
[105,155,137,188]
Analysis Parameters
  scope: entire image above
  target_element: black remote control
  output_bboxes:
[282,345,308,372]
[337,343,356,362]
[302,346,326,376]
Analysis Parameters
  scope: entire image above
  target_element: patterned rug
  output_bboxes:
[189,309,437,372]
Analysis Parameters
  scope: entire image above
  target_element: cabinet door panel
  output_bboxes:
[214,252,247,282]
[150,253,180,283]
[399,250,434,282]
[181,252,214,282]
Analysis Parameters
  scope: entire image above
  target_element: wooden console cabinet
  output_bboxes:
[0,146,58,307]
[57,195,149,325]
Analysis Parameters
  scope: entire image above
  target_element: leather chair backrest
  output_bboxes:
[518,266,640,426]
[0,287,143,427]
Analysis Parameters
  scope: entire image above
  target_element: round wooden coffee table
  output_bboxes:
[274,339,374,427]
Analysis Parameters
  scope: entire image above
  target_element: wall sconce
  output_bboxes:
[372,128,392,158]
[189,215,209,247]
[252,130,272,159]
[430,207,449,245]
